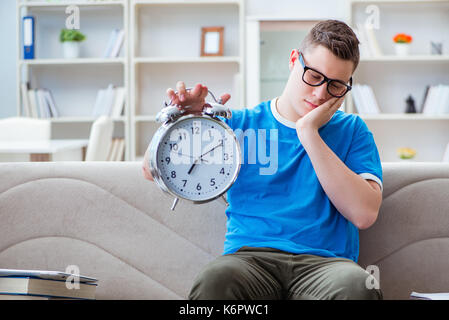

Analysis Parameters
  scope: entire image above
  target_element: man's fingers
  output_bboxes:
[191,83,202,98]
[199,86,209,100]
[220,93,231,104]
[332,97,345,110]
[176,81,186,102]
[167,88,179,105]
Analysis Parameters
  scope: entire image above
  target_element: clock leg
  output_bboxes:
[171,197,180,211]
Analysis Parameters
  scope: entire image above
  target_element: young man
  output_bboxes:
[142,20,383,300]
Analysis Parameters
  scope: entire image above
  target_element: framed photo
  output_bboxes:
[201,27,224,57]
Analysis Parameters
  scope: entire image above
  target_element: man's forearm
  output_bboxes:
[298,129,381,229]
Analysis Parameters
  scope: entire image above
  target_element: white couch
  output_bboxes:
[0,161,449,299]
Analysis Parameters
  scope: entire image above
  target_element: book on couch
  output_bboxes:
[0,269,97,300]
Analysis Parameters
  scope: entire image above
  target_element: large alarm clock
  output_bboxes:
[147,90,241,211]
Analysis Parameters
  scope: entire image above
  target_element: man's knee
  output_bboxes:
[189,257,246,300]
[330,265,382,300]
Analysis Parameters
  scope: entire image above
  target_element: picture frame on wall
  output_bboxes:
[200,27,224,57]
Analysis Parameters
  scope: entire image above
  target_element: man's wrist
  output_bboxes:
[296,126,319,142]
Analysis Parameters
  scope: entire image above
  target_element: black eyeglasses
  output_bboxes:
[298,51,352,98]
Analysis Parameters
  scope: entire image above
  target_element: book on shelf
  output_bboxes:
[92,84,126,117]
[22,16,35,60]
[20,82,31,117]
[21,82,60,119]
[421,84,449,115]
[410,291,449,300]
[351,84,381,114]
[103,28,125,58]
[0,269,98,300]
[106,137,125,161]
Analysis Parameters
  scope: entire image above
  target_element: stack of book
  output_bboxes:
[351,84,381,114]
[20,82,60,119]
[103,28,125,58]
[107,137,125,161]
[0,269,97,300]
[92,84,126,117]
[421,84,449,115]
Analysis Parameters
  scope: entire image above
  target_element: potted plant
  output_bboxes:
[393,33,412,56]
[60,29,86,59]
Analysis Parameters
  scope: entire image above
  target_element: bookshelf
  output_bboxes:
[129,0,245,161]
[346,0,449,162]
[16,0,130,160]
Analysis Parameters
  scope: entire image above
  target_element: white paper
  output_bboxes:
[410,291,449,300]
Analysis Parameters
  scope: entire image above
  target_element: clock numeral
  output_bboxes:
[169,143,178,151]
[178,132,186,140]
[219,168,225,175]
[196,183,202,191]
[165,156,171,164]
[191,126,200,135]
[223,153,229,161]
[182,179,187,187]
[171,171,176,178]
[210,178,216,186]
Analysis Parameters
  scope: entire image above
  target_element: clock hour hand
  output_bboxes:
[187,158,199,175]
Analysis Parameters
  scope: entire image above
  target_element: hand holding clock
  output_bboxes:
[142,81,231,183]
[167,82,231,114]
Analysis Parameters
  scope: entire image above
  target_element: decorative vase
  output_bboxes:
[395,43,410,57]
[63,41,80,59]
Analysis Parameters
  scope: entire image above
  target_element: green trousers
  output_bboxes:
[189,246,382,300]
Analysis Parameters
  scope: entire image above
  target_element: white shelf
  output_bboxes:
[360,55,449,63]
[348,1,449,163]
[19,0,126,8]
[360,114,449,120]
[20,58,126,66]
[50,116,126,123]
[134,56,241,64]
[130,0,244,160]
[351,0,449,4]
[134,0,240,6]
[17,0,130,160]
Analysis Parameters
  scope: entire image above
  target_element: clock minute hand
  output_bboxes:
[199,140,224,158]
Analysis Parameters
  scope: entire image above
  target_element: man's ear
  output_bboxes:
[289,49,299,71]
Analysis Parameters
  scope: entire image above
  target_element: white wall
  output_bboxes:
[245,0,347,20]
[0,0,18,118]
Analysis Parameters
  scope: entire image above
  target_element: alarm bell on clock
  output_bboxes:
[147,89,241,211]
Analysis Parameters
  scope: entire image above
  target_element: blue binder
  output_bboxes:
[23,16,35,60]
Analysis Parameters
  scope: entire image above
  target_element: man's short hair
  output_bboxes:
[300,20,360,72]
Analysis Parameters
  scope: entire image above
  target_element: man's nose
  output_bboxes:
[313,82,330,100]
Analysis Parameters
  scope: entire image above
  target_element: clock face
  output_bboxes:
[156,116,240,202]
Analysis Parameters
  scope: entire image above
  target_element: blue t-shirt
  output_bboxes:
[220,98,383,262]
